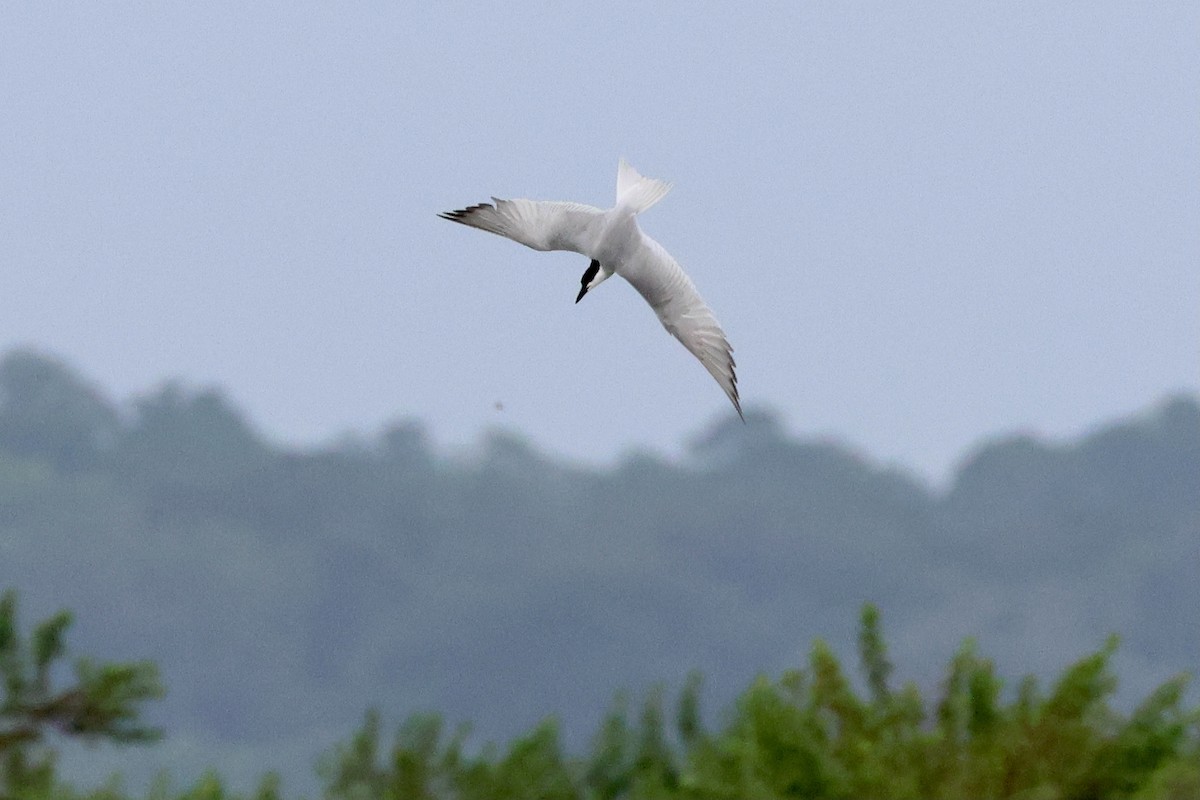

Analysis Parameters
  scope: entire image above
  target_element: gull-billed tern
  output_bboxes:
[440,159,741,419]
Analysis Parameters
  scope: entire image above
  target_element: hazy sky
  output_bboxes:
[2,3,1197,482]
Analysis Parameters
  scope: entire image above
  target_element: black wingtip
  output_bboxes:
[730,390,744,423]
[438,202,496,223]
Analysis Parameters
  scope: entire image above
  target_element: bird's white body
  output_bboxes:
[440,160,741,418]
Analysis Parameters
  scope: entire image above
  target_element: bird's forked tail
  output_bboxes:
[615,158,672,214]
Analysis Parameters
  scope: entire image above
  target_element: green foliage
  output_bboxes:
[37,771,284,800]
[0,594,1196,799]
[308,608,1198,800]
[857,603,892,708]
[317,709,583,800]
[0,589,163,797]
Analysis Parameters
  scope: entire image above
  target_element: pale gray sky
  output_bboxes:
[2,3,1197,481]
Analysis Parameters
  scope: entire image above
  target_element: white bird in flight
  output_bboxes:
[439,159,741,419]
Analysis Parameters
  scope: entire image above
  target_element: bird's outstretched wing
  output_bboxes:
[620,235,741,419]
[439,198,604,254]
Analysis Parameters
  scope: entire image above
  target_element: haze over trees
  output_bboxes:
[1,347,1197,795]
[3,591,1197,799]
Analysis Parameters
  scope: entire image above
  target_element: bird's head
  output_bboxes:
[575,259,612,303]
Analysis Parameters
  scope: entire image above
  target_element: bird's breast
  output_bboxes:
[591,217,641,272]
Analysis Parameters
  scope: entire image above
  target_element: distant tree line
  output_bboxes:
[2,347,1198,798]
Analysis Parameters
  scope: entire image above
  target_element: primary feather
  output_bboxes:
[620,235,740,418]
[437,199,604,252]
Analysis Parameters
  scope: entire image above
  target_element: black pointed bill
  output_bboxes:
[576,259,600,304]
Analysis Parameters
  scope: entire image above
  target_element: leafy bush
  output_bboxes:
[318,604,1198,800]
[4,592,1196,799]
[0,589,162,797]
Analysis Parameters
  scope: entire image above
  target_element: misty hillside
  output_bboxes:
[1,347,1197,786]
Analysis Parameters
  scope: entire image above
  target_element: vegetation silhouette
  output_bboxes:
[2,594,1197,799]
[1,347,1198,797]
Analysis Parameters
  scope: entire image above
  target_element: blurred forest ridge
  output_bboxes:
[0,347,1198,794]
